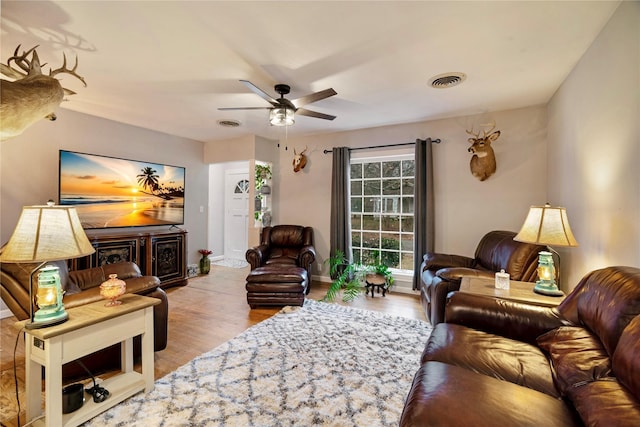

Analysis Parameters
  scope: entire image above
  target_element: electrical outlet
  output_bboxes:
[33,337,44,350]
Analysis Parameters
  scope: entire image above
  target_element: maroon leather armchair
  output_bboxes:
[419,230,546,325]
[245,225,316,285]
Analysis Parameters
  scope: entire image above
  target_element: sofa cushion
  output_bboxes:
[537,326,612,395]
[572,266,640,355]
[400,361,581,427]
[246,266,307,283]
[267,225,305,246]
[567,378,640,426]
[473,230,544,281]
[2,260,80,295]
[422,323,559,397]
[612,315,640,400]
[69,266,105,291]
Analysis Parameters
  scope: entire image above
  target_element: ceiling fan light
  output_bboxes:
[269,107,295,126]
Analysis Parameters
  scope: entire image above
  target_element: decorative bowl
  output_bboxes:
[100,274,126,306]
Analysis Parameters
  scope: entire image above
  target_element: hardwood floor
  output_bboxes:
[0,264,424,426]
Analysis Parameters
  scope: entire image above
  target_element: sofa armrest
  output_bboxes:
[444,292,571,345]
[147,287,168,351]
[422,252,474,271]
[246,245,269,269]
[298,245,316,271]
[0,270,30,320]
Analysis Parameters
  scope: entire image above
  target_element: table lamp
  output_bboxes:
[514,203,578,296]
[0,201,95,329]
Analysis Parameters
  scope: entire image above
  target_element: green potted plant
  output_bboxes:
[323,249,395,302]
[254,163,272,221]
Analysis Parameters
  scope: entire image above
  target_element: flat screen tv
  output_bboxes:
[59,150,185,229]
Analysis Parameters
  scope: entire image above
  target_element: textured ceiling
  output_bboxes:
[0,1,620,143]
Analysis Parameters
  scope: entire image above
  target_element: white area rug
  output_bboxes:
[211,258,249,268]
[82,300,431,426]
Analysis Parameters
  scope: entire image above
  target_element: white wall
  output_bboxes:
[273,106,548,282]
[0,109,209,262]
[204,135,279,253]
[1,109,209,316]
[547,1,640,289]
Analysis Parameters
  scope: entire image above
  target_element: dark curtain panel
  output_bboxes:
[413,138,435,290]
[330,147,352,268]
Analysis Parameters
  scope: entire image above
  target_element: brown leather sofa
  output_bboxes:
[420,230,545,325]
[1,260,168,378]
[246,225,316,281]
[400,266,640,426]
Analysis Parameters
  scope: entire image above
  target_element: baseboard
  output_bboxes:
[312,274,419,295]
[0,308,13,319]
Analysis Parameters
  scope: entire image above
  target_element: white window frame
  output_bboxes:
[349,153,415,275]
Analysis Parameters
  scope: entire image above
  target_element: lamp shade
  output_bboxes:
[0,203,95,263]
[514,204,578,247]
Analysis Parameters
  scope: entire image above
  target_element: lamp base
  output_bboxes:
[533,282,565,297]
[26,311,69,330]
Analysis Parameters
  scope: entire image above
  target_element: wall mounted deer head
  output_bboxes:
[293,146,308,173]
[466,121,500,181]
[0,45,86,141]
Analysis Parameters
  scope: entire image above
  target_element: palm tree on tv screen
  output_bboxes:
[137,167,160,192]
[136,167,184,201]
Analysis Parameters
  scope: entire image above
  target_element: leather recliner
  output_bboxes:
[245,225,316,286]
[420,230,546,325]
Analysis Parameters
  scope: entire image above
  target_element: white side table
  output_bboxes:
[15,294,159,427]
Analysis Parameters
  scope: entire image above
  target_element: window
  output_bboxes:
[350,155,414,273]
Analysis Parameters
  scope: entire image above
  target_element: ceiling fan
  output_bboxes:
[219,80,337,126]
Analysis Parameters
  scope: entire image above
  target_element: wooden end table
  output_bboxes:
[15,294,159,427]
[459,276,565,307]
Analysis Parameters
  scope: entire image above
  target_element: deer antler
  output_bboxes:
[480,120,496,137]
[1,45,39,79]
[466,125,480,139]
[49,53,87,87]
[466,120,497,139]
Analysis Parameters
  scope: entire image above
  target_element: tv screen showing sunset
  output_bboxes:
[59,150,185,229]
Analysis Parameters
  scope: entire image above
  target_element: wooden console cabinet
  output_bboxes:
[74,229,188,288]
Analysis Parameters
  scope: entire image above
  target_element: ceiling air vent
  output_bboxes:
[429,72,467,89]
[217,119,241,128]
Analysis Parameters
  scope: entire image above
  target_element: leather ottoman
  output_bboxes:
[246,266,308,308]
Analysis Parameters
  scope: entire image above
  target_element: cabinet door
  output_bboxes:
[80,238,141,269]
[151,235,185,283]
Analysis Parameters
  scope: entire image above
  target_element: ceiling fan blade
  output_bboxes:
[291,88,337,108]
[296,108,336,121]
[239,80,279,106]
[218,107,271,111]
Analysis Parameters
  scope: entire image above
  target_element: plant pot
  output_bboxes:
[200,255,211,275]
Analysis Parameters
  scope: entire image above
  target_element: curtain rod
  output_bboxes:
[322,138,441,154]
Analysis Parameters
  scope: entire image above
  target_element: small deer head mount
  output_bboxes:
[466,121,500,181]
[0,45,86,141]
[292,146,308,173]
